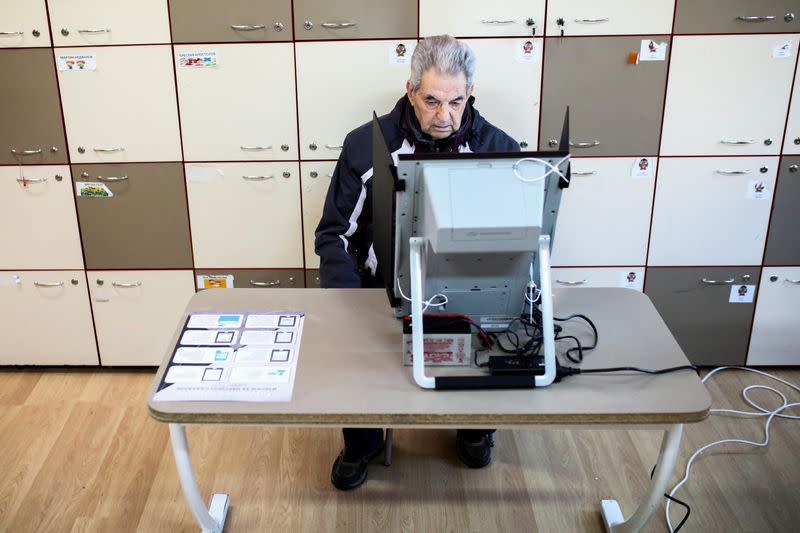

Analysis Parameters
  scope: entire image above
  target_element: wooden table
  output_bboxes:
[148,288,711,533]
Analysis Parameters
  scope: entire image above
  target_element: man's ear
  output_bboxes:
[406,80,414,105]
[467,83,475,97]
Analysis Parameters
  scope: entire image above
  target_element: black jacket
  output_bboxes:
[314,96,520,288]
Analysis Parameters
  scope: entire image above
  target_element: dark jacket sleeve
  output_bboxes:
[314,133,366,288]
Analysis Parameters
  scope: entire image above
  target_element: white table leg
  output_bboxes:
[601,423,683,533]
[169,424,230,533]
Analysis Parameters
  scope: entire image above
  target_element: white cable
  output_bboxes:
[512,154,571,184]
[396,278,448,312]
[665,366,800,532]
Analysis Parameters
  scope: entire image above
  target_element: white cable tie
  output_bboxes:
[512,154,571,184]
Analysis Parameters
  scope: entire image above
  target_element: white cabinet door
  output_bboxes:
[300,161,336,268]
[420,0,544,37]
[661,35,798,156]
[648,157,777,266]
[0,166,83,269]
[783,65,800,155]
[546,0,675,36]
[296,40,415,160]
[465,38,541,149]
[551,267,645,291]
[0,0,51,47]
[56,45,182,163]
[49,0,170,46]
[88,270,194,366]
[551,157,655,266]
[0,271,97,365]
[186,162,303,268]
[747,268,800,365]
[176,43,298,161]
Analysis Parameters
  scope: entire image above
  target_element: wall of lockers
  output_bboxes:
[2,0,799,367]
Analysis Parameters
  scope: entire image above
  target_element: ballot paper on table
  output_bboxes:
[153,311,304,402]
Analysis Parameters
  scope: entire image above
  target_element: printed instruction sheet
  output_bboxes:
[153,311,304,402]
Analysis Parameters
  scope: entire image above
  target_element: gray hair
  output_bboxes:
[409,35,475,92]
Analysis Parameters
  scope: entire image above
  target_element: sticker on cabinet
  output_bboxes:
[75,182,113,197]
[746,180,771,200]
[197,274,234,289]
[389,41,415,64]
[516,39,539,63]
[631,157,653,178]
[729,284,755,303]
[621,271,639,289]
[56,54,96,71]
[773,41,792,59]
[177,50,217,68]
[639,40,666,61]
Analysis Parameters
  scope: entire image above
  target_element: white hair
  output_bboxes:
[409,35,475,92]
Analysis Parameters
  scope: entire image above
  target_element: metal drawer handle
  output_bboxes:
[34,281,64,287]
[250,279,281,287]
[241,175,274,181]
[11,148,42,155]
[481,19,516,24]
[701,278,734,285]
[230,24,266,30]
[571,170,596,176]
[569,140,599,148]
[16,176,47,183]
[720,138,754,145]
[786,279,800,284]
[78,28,111,33]
[0,31,24,36]
[93,146,125,152]
[324,144,343,150]
[240,145,272,151]
[574,18,609,23]
[111,281,142,288]
[97,175,128,182]
[715,169,752,175]
[321,22,357,29]
[737,15,776,22]
[556,279,587,286]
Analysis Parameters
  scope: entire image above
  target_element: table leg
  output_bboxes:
[169,423,230,533]
[600,423,683,533]
[384,428,394,466]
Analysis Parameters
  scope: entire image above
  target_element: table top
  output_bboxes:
[148,288,711,426]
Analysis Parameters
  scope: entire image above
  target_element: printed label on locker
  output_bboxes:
[187,313,243,329]
[240,330,294,345]
[631,157,653,178]
[187,166,223,183]
[229,366,291,384]
[773,41,792,59]
[745,180,771,200]
[75,182,113,198]
[729,284,755,303]
[179,329,239,346]
[177,50,218,68]
[389,41,415,64]
[197,275,234,289]
[245,314,299,328]
[56,54,96,71]
[516,39,540,63]
[621,271,640,289]
[639,40,667,61]
[173,347,233,364]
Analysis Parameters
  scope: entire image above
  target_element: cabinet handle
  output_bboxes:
[736,15,776,22]
[11,148,42,155]
[230,24,266,30]
[16,176,47,183]
[324,144,343,150]
[93,146,125,152]
[556,279,587,285]
[111,281,142,288]
[250,279,281,287]
[720,138,754,145]
[480,19,516,24]
[786,279,800,284]
[78,28,111,33]
[574,18,610,23]
[320,22,357,29]
[571,170,596,176]
[34,281,64,287]
[569,140,599,148]
[96,175,128,182]
[701,278,734,285]
[241,175,274,181]
[714,169,752,175]
[0,31,24,36]
[240,145,272,151]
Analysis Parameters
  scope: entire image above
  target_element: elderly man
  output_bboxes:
[315,35,520,491]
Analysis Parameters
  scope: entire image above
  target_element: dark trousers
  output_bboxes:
[342,427,496,454]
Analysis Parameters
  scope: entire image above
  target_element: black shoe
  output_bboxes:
[456,431,495,468]
[330,445,384,491]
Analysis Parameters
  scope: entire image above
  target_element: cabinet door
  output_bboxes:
[176,44,297,161]
[661,35,797,156]
[88,270,194,366]
[169,0,292,43]
[0,166,83,269]
[0,271,97,365]
[294,0,417,40]
[747,267,800,365]
[0,0,51,47]
[56,45,181,163]
[420,0,545,38]
[49,0,170,46]
[764,157,800,265]
[296,41,415,160]
[649,157,777,266]
[674,0,800,34]
[552,267,645,291]
[73,163,192,269]
[645,267,759,366]
[465,38,541,149]
[539,36,669,156]
[551,157,655,266]
[783,66,800,155]
[301,162,336,269]
[186,163,302,268]
[305,269,321,288]
[546,0,675,36]
[0,49,68,165]
[195,269,303,290]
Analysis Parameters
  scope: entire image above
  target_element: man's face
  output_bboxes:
[406,68,474,140]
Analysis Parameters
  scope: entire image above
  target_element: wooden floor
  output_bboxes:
[0,367,798,533]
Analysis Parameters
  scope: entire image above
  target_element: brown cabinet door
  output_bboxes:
[73,163,192,269]
[674,0,800,34]
[294,0,417,40]
[764,157,800,265]
[195,269,304,290]
[305,269,321,288]
[0,49,67,165]
[169,0,293,43]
